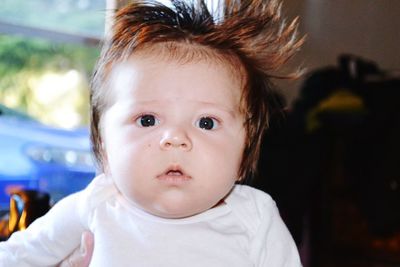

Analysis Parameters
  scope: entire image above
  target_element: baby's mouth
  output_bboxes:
[167,170,183,176]
[157,166,191,183]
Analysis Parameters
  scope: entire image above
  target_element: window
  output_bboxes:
[0,0,105,128]
[0,1,105,209]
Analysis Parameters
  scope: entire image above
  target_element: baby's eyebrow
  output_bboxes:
[129,99,239,118]
[194,101,239,118]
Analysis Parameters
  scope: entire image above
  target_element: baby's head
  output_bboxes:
[90,0,302,218]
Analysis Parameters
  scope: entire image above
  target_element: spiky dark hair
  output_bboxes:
[90,0,304,180]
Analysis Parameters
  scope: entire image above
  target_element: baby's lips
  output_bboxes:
[166,170,183,176]
[159,164,191,178]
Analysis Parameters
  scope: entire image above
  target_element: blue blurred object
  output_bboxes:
[0,104,96,211]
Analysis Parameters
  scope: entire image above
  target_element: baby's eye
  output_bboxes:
[136,114,159,127]
[196,117,219,130]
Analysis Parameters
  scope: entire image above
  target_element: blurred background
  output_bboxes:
[254,1,400,267]
[0,0,103,216]
[0,0,103,127]
[0,0,399,266]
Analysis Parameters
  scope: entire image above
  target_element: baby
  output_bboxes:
[0,0,303,266]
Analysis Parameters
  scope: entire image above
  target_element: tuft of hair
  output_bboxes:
[90,0,304,180]
[105,0,303,75]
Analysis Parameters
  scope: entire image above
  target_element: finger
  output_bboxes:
[80,231,95,266]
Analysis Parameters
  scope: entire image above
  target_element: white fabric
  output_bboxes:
[0,175,302,267]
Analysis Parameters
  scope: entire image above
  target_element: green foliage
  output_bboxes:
[0,35,99,76]
[0,0,104,126]
[0,35,100,126]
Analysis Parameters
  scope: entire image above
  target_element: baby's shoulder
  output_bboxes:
[225,185,277,234]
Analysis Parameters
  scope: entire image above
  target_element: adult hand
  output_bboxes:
[58,231,94,267]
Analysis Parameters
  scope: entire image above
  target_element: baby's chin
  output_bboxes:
[140,198,224,219]
[122,187,227,219]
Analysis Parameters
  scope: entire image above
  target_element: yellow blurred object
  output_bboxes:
[306,89,366,132]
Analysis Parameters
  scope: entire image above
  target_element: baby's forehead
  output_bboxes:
[105,49,245,108]
[104,42,248,110]
[125,42,246,82]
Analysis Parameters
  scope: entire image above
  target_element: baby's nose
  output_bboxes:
[159,128,192,151]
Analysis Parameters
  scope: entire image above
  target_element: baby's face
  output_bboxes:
[101,53,245,218]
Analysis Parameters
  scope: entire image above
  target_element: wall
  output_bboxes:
[281,0,400,104]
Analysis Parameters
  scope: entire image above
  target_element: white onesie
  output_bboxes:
[0,174,302,267]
